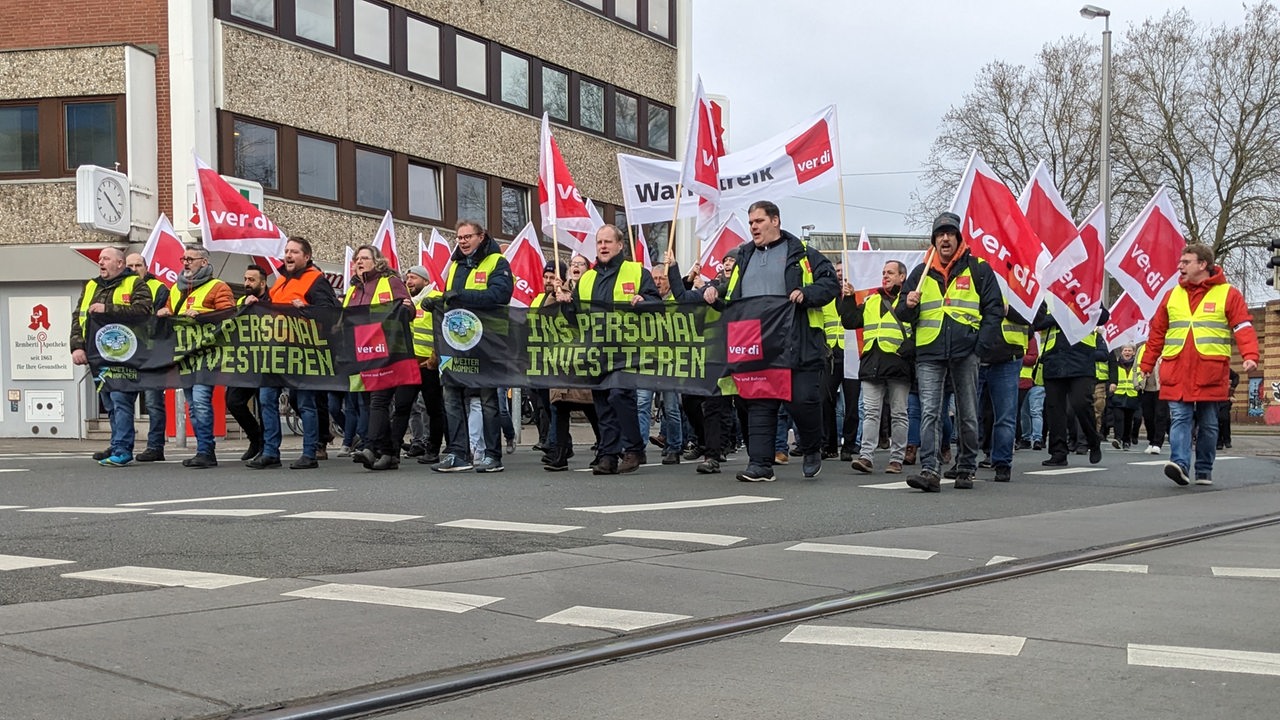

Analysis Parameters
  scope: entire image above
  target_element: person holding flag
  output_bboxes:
[429,220,514,474]
[1036,306,1109,468]
[125,252,171,463]
[404,265,446,466]
[156,244,235,468]
[898,213,1004,492]
[1139,244,1258,486]
[842,260,912,475]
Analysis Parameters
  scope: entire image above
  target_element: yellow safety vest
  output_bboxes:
[861,292,906,354]
[445,253,502,292]
[77,275,140,335]
[576,261,643,303]
[915,264,981,347]
[411,300,435,360]
[724,248,824,332]
[1044,326,1098,354]
[1115,365,1137,397]
[1163,283,1232,359]
[1001,318,1030,354]
[169,278,227,314]
[343,276,395,307]
[823,300,843,349]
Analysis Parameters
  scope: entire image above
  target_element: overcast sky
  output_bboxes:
[691,0,1252,237]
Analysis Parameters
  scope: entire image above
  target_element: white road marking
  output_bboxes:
[568,495,781,514]
[1212,566,1280,579]
[62,566,264,589]
[0,554,76,571]
[782,625,1026,656]
[0,505,28,510]
[280,511,421,522]
[787,542,936,560]
[152,509,285,517]
[987,555,1019,565]
[1024,467,1108,476]
[118,489,337,507]
[604,529,746,546]
[538,605,691,631]
[0,469,30,473]
[282,583,502,613]
[1128,644,1280,677]
[862,479,955,489]
[437,519,581,534]
[21,507,147,515]
[1063,563,1149,573]
[1129,457,1239,467]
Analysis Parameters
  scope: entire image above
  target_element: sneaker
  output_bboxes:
[942,465,961,479]
[662,452,681,465]
[696,457,721,474]
[98,453,133,467]
[433,454,474,473]
[789,446,803,457]
[240,444,262,462]
[1164,461,1190,486]
[290,456,319,470]
[906,471,941,493]
[822,449,839,460]
[370,454,400,471]
[183,454,217,469]
[92,447,112,461]
[405,444,426,458]
[1015,440,1031,451]
[886,461,903,474]
[1195,475,1214,486]
[136,448,165,462]
[682,446,703,462]
[1111,439,1122,450]
[245,455,282,469]
[978,457,993,469]
[1032,441,1044,451]
[1151,445,1162,454]
[1089,445,1102,464]
[774,451,789,465]
[994,465,1012,483]
[839,450,853,462]
[505,439,517,455]
[953,473,975,490]
[418,452,441,465]
[474,456,505,473]
[850,457,873,474]
[337,445,354,457]
[737,465,776,483]
[802,452,822,478]
[352,448,376,469]
[1041,456,1068,467]
[1122,442,1131,451]
[1143,444,1157,455]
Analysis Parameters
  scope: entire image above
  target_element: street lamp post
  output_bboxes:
[1081,4,1112,301]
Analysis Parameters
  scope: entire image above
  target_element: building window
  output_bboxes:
[499,51,530,109]
[232,119,278,189]
[500,183,528,237]
[0,105,39,173]
[542,66,569,122]
[615,0,639,25]
[647,0,671,38]
[297,133,337,201]
[352,0,390,65]
[405,17,440,80]
[579,0,603,8]
[615,91,638,143]
[408,162,441,219]
[579,79,604,133]
[64,101,118,170]
[647,103,671,153]
[455,34,487,96]
[456,172,488,226]
[355,148,391,210]
[230,0,274,27]
[295,0,335,47]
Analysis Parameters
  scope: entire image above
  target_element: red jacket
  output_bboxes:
[1140,266,1258,402]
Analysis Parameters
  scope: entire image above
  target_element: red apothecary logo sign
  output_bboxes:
[29,304,50,331]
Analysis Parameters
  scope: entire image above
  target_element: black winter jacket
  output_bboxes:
[895,250,1003,362]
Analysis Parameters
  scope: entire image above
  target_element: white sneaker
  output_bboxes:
[1152,445,1162,454]
[337,445,353,457]
[1194,476,1214,486]
[1143,445,1156,454]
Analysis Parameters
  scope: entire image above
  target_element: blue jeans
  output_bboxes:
[107,390,137,456]
[497,389,516,442]
[636,389,683,453]
[143,389,166,450]
[917,355,981,474]
[908,391,921,446]
[1020,385,1045,442]
[1169,400,1218,478]
[444,385,500,460]
[260,387,319,459]
[184,384,216,456]
[342,392,368,447]
[978,359,1020,468]
[775,406,793,453]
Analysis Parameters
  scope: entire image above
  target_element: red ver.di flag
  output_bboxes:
[1018,160,1088,281]
[504,222,547,308]
[1044,204,1106,345]
[697,214,748,284]
[139,213,184,287]
[1103,187,1183,317]
[193,153,287,257]
[680,75,723,205]
[950,151,1049,321]
[371,210,401,272]
[1101,291,1150,349]
[538,113,594,241]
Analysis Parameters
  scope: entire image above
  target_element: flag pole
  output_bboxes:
[838,176,850,258]
[552,226,563,282]
[665,183,684,262]
[915,246,936,292]
[627,223,637,263]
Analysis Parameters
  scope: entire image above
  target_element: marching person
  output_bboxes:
[125,252,171,463]
[244,237,339,470]
[1108,343,1141,450]
[843,260,912,475]
[1140,244,1258,486]
[561,224,660,475]
[1037,308,1108,467]
[430,220,514,474]
[1134,340,1168,454]
[157,244,235,468]
[226,264,268,461]
[71,247,154,467]
[404,265,446,465]
[978,307,1035,482]
[897,212,1003,492]
[345,245,414,471]
[703,200,838,483]
[639,262,686,465]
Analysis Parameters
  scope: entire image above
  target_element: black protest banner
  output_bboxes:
[87,303,419,391]
[436,296,796,396]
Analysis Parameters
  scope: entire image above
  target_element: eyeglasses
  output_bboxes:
[181,257,203,263]
[457,232,481,241]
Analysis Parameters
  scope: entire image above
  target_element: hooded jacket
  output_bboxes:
[1140,265,1258,402]
[442,233,513,310]
[895,243,1003,362]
